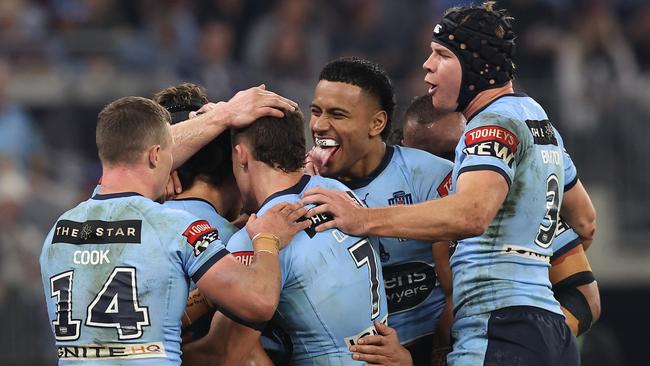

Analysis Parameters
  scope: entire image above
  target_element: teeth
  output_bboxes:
[315,138,340,148]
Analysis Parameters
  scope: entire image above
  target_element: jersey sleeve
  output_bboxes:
[550,217,582,263]
[413,152,454,200]
[553,127,578,191]
[179,219,230,283]
[458,113,527,188]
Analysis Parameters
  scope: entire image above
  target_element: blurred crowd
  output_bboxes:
[1,0,649,364]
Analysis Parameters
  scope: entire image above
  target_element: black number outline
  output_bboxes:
[535,174,560,249]
[348,238,381,320]
[85,267,150,340]
[49,270,81,341]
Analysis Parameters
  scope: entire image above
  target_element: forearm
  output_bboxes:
[365,195,485,241]
[562,180,596,249]
[170,109,230,169]
[236,251,282,320]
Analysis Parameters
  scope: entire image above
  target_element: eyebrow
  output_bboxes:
[309,104,351,116]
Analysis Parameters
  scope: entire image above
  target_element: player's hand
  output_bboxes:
[164,170,182,200]
[349,322,414,366]
[300,187,368,236]
[215,85,298,129]
[189,101,225,119]
[245,202,311,249]
[304,147,320,176]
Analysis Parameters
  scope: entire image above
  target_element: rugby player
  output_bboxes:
[191,108,388,365]
[153,83,242,342]
[302,3,596,365]
[402,95,600,337]
[307,57,454,366]
[39,96,310,365]
[351,96,601,366]
[401,94,466,161]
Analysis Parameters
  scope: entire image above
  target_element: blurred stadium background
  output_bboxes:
[0,0,648,365]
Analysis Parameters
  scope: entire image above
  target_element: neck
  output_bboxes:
[251,164,305,210]
[339,141,386,182]
[99,164,158,200]
[463,82,514,119]
[175,178,240,221]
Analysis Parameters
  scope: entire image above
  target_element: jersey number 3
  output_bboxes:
[348,238,381,320]
[535,174,560,248]
[49,267,150,341]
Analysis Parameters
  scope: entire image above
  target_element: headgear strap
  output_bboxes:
[432,5,516,111]
[164,98,204,124]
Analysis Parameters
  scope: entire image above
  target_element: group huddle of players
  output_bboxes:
[39,2,599,366]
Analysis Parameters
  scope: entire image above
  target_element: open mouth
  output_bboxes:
[312,138,340,167]
[427,83,438,95]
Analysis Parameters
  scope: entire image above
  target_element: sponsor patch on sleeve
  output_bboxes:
[232,251,255,266]
[525,119,557,146]
[436,172,453,197]
[183,220,219,256]
[463,125,519,167]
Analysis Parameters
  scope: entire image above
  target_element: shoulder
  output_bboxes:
[136,199,203,236]
[307,175,351,192]
[393,145,453,172]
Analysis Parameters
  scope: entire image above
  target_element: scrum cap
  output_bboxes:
[432,2,516,111]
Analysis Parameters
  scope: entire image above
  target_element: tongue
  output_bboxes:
[311,146,338,168]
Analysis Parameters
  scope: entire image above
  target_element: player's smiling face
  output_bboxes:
[423,41,462,113]
[310,80,382,179]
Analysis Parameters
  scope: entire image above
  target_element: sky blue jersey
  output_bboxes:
[163,198,237,254]
[450,94,577,319]
[345,145,453,344]
[227,175,388,365]
[40,192,229,365]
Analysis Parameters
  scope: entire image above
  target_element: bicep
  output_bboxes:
[195,254,253,314]
[456,170,509,224]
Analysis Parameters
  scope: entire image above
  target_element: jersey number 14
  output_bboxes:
[49,267,150,341]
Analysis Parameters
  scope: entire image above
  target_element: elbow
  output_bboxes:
[240,292,278,323]
[459,212,490,238]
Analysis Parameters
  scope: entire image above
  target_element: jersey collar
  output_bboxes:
[92,192,143,200]
[344,145,394,190]
[258,175,311,211]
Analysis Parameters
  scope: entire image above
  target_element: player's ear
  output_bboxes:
[233,143,249,171]
[148,144,161,168]
[369,110,388,138]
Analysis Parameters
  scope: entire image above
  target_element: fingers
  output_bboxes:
[351,351,384,364]
[255,107,285,119]
[374,321,396,336]
[313,220,336,232]
[357,335,384,346]
[303,202,331,218]
[286,204,308,223]
[267,202,291,213]
[171,170,182,194]
[349,344,384,355]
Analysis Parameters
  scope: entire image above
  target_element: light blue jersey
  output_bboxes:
[550,146,582,261]
[40,192,229,365]
[227,175,388,365]
[345,145,453,344]
[450,94,576,319]
[163,198,236,252]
